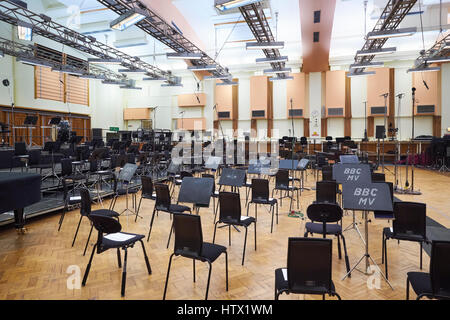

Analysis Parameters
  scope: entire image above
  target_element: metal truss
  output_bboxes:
[352,0,417,74]
[0,0,176,83]
[96,0,233,83]
[414,33,450,68]
[239,2,288,78]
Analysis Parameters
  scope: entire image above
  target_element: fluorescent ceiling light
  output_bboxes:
[203,74,232,80]
[350,61,384,69]
[166,52,203,60]
[187,64,217,71]
[102,79,124,85]
[88,58,121,65]
[269,76,294,81]
[120,86,142,90]
[246,41,284,50]
[347,71,376,77]
[79,74,107,80]
[161,83,183,87]
[16,56,52,67]
[217,81,238,86]
[367,27,417,40]
[215,0,262,11]
[118,68,147,73]
[426,56,450,63]
[407,66,440,73]
[256,56,288,64]
[263,67,292,75]
[110,8,147,31]
[143,77,166,81]
[52,66,84,76]
[356,47,396,56]
[17,21,32,41]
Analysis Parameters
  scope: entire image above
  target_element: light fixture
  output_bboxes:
[120,85,142,90]
[110,8,147,31]
[166,52,203,60]
[88,58,122,65]
[161,83,183,87]
[246,41,284,50]
[263,67,292,75]
[347,71,376,77]
[269,76,294,81]
[102,79,125,85]
[187,64,217,71]
[367,27,417,40]
[52,66,85,76]
[143,77,166,81]
[256,56,288,64]
[17,21,33,41]
[407,66,440,73]
[79,74,107,80]
[356,47,396,57]
[204,74,232,80]
[426,56,450,63]
[215,0,262,11]
[16,56,52,67]
[350,61,384,69]
[118,68,147,73]
[216,81,238,86]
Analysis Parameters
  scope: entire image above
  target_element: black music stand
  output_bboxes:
[177,177,214,214]
[42,141,61,182]
[341,182,393,289]
[339,155,360,164]
[69,136,83,154]
[117,163,138,217]
[218,168,246,192]
[23,115,38,147]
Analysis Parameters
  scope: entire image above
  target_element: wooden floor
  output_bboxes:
[0,166,449,300]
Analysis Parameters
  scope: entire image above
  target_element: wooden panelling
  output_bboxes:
[412,69,440,115]
[388,68,395,137]
[66,75,89,106]
[325,70,345,117]
[267,80,274,138]
[287,73,306,118]
[344,73,352,137]
[303,118,310,137]
[178,93,207,107]
[232,79,239,132]
[35,67,64,102]
[215,82,233,120]
[250,76,269,119]
[433,115,441,137]
[123,108,151,121]
[368,116,374,137]
[321,118,327,137]
[367,68,391,117]
[177,118,206,131]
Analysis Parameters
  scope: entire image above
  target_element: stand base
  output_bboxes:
[395,187,422,195]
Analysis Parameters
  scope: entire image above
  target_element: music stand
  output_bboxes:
[339,155,360,164]
[178,177,214,214]
[42,141,61,182]
[341,182,394,289]
[23,115,38,147]
[117,163,138,217]
[218,168,246,192]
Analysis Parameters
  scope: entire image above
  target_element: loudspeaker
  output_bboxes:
[376,125,385,139]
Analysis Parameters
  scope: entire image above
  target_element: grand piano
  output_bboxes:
[0,172,41,232]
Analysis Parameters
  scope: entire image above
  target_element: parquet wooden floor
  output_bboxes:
[0,166,449,300]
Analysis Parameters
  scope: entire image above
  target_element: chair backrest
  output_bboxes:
[307,202,343,224]
[316,180,337,203]
[14,142,27,156]
[322,166,333,181]
[173,213,203,259]
[202,174,216,194]
[372,172,385,182]
[89,213,122,234]
[392,202,426,239]
[141,176,154,197]
[287,237,333,293]
[180,171,193,179]
[89,159,98,172]
[251,179,270,201]
[109,155,119,169]
[275,170,290,188]
[62,178,68,202]
[79,188,92,216]
[28,149,41,165]
[430,241,450,297]
[218,192,241,223]
[60,158,73,176]
[154,183,171,210]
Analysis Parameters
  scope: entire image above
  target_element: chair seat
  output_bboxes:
[306,222,342,235]
[30,163,52,169]
[220,216,255,227]
[97,170,111,175]
[92,209,119,218]
[383,227,426,242]
[200,242,227,263]
[102,232,144,248]
[142,193,156,200]
[68,196,81,205]
[66,174,86,181]
[117,187,139,195]
[407,272,433,298]
[276,185,298,191]
[158,204,191,213]
[252,197,277,205]
[212,191,219,197]
[275,268,336,296]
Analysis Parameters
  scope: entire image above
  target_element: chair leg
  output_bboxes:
[83,224,94,256]
[340,233,351,275]
[406,277,410,300]
[121,248,128,297]
[163,253,175,300]
[139,240,152,274]
[167,221,174,249]
[381,232,385,264]
[270,205,274,234]
[72,216,83,247]
[246,202,250,217]
[117,248,122,268]
[242,227,248,266]
[254,221,257,251]
[58,206,67,232]
[385,238,389,280]
[193,260,196,283]
[212,222,219,244]
[135,197,143,222]
[82,244,97,287]
[337,234,342,260]
[225,252,229,291]
[228,225,231,246]
[420,242,423,270]
[214,200,219,223]
[147,207,157,242]
[205,261,212,300]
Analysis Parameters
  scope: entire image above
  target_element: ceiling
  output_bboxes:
[11,0,450,77]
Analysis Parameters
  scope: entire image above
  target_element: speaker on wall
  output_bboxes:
[376,125,385,139]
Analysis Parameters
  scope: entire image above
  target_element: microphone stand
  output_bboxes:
[362,101,368,142]
[380,93,389,173]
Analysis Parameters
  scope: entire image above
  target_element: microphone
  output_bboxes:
[196,95,200,104]
[412,87,416,92]
[423,80,429,90]
[213,104,217,110]
[396,93,405,98]
[379,93,389,97]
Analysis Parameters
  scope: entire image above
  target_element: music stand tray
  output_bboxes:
[218,168,246,188]
[178,177,214,213]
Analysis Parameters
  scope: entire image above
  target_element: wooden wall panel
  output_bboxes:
[367,68,391,116]
[123,108,150,120]
[177,118,206,131]
[35,67,64,102]
[178,93,206,107]
[287,73,305,118]
[325,70,345,117]
[413,70,440,115]
[215,82,233,119]
[344,73,352,137]
[232,80,239,132]
[66,75,89,106]
[250,76,268,118]
[303,118,310,137]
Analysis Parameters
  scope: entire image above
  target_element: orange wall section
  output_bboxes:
[177,118,206,131]
[286,73,305,117]
[178,93,206,107]
[325,70,345,116]
[412,70,440,115]
[250,76,269,117]
[215,81,233,119]
[123,108,150,120]
[367,68,391,116]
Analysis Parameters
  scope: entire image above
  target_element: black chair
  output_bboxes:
[322,166,333,181]
[109,164,140,214]
[372,172,386,182]
[60,158,87,191]
[406,240,450,300]
[28,149,52,175]
[247,179,278,233]
[11,142,28,171]
[82,214,152,297]
[382,202,427,280]
[72,188,120,256]
[315,180,337,204]
[213,192,256,265]
[58,178,81,231]
[147,183,191,247]
[202,173,219,222]
[136,176,156,222]
[272,169,299,212]
[275,237,341,300]
[304,203,350,274]
[163,213,228,300]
